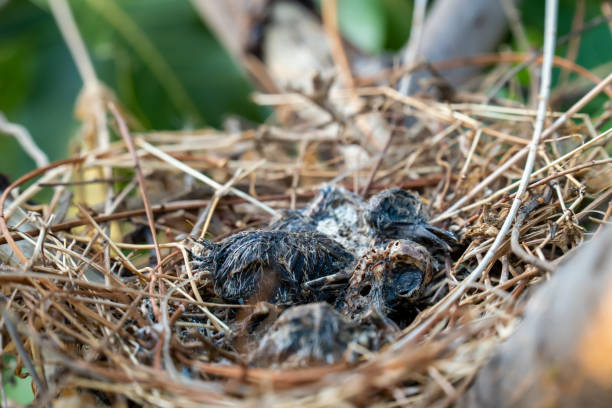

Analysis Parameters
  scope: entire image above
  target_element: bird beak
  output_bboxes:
[412,223,457,252]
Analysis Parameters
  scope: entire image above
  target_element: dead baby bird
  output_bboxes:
[191,230,354,304]
[250,302,394,368]
[189,186,456,367]
[192,186,454,307]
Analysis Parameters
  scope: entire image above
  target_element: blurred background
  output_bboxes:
[0,0,610,181]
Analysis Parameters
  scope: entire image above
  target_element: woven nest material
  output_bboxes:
[1,72,611,407]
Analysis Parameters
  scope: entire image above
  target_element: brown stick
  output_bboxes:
[109,103,164,320]
[0,177,445,246]
[517,158,612,195]
[321,0,354,89]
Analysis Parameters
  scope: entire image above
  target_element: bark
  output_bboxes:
[459,226,612,408]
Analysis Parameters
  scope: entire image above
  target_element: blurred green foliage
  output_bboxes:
[0,0,263,181]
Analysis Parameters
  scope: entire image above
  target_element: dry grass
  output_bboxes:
[1,2,612,405]
[0,72,610,406]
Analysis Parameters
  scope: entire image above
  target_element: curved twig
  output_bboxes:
[393,0,559,349]
[109,102,163,320]
[0,112,49,168]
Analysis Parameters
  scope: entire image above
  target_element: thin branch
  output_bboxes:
[360,131,395,197]
[520,158,612,193]
[457,128,482,186]
[0,111,49,168]
[49,0,98,85]
[322,0,354,88]
[394,0,559,349]
[50,0,114,283]
[109,102,163,320]
[74,204,144,279]
[137,139,277,216]
[398,0,428,94]
[177,246,230,333]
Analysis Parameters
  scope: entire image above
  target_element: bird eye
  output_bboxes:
[392,265,424,298]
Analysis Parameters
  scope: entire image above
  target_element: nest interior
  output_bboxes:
[1,66,612,407]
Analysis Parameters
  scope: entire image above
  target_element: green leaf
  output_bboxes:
[338,0,386,53]
[2,355,34,405]
[380,0,412,51]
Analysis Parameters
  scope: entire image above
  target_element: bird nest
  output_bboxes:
[1,74,611,407]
